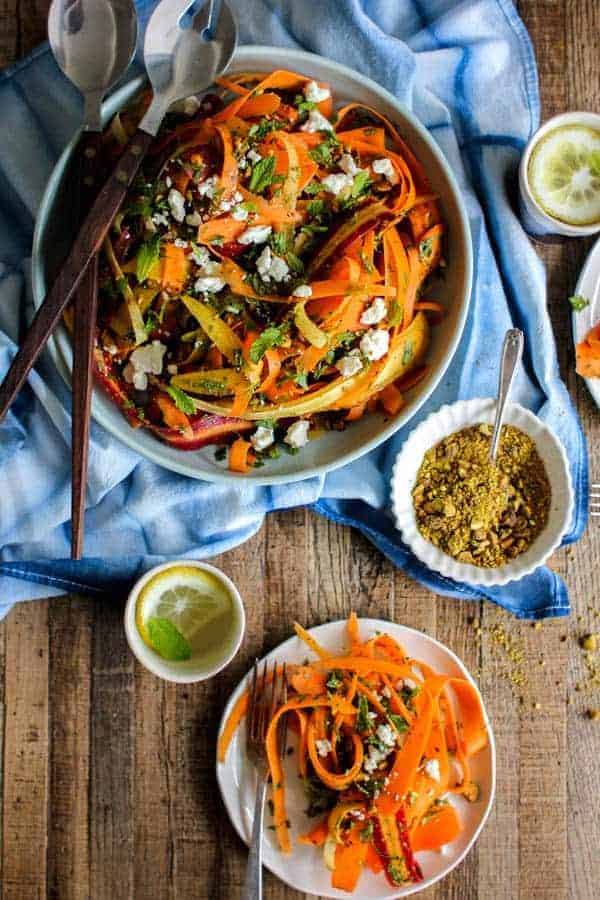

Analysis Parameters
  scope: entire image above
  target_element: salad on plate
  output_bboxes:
[218,614,489,893]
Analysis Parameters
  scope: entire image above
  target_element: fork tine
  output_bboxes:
[279,663,289,759]
[257,658,269,741]
[247,659,259,742]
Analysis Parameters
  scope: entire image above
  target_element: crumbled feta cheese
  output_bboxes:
[250,426,275,452]
[247,148,262,164]
[239,224,273,245]
[171,95,201,116]
[238,155,248,170]
[402,678,417,691]
[339,153,363,177]
[336,350,363,378]
[363,743,391,774]
[190,244,210,268]
[185,211,202,227]
[123,341,166,391]
[360,297,387,326]
[382,685,392,699]
[174,238,188,249]
[152,211,169,228]
[372,157,398,184]
[301,108,334,133]
[285,420,310,449]
[367,711,378,721]
[321,173,354,196]
[165,176,172,188]
[233,191,243,203]
[197,175,218,199]
[231,205,248,221]
[315,738,332,758]
[202,260,222,276]
[255,246,290,282]
[292,283,313,298]
[423,758,441,782]
[167,364,178,375]
[376,723,397,749]
[194,275,225,293]
[168,188,186,223]
[304,80,331,103]
[360,328,389,361]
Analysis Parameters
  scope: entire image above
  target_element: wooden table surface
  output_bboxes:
[0,1,599,898]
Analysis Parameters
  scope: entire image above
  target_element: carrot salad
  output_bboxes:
[94,71,447,470]
[576,320,600,378]
[218,614,488,892]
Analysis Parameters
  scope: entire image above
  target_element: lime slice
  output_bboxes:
[136,565,231,653]
[528,125,600,226]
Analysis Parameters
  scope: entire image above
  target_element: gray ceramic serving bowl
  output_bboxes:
[32,46,472,485]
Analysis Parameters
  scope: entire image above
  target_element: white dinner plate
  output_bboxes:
[572,234,600,408]
[216,618,496,898]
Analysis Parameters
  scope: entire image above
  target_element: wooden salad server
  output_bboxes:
[48,0,138,558]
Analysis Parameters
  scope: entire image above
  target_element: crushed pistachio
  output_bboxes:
[581,633,598,652]
[413,424,551,567]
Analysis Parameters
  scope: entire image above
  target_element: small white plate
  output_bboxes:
[216,618,496,899]
[391,399,574,587]
[572,234,600,408]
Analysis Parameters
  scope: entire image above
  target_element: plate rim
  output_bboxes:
[32,45,473,486]
[571,233,600,408]
[215,617,496,899]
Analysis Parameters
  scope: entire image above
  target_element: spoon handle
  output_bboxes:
[489,328,524,462]
[0,128,153,422]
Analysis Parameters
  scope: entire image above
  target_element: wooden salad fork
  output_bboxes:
[243,660,288,900]
[47,0,138,557]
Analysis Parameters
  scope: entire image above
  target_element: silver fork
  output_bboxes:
[591,484,600,517]
[242,660,288,900]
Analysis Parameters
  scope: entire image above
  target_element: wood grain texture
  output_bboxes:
[1,1,600,898]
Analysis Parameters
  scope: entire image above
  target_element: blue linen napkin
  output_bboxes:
[0,0,588,619]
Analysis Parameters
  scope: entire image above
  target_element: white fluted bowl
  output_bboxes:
[390,398,574,587]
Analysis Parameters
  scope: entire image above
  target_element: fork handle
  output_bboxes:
[0,128,153,422]
[241,774,268,900]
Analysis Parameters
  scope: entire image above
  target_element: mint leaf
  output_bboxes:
[388,713,409,733]
[309,142,334,167]
[357,694,371,733]
[136,233,161,283]
[569,294,590,312]
[350,171,372,198]
[419,236,433,260]
[166,384,196,415]
[249,325,288,363]
[146,617,191,661]
[249,155,277,194]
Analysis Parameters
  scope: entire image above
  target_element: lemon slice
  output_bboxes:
[136,565,231,653]
[528,125,600,226]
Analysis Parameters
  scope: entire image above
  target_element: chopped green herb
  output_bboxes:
[359,821,374,843]
[249,324,288,363]
[248,117,285,142]
[326,670,344,692]
[136,233,162,284]
[309,141,335,167]
[294,94,317,116]
[388,713,409,733]
[248,155,278,194]
[143,309,160,335]
[166,384,196,415]
[569,294,590,311]
[419,236,433,260]
[357,694,371,733]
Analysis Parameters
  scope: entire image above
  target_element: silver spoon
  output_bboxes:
[489,328,524,463]
[48,0,138,132]
[0,0,237,424]
[48,0,138,559]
